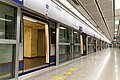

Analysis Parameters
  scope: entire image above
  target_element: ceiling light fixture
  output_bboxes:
[53,32,55,34]
[0,17,12,22]
[59,27,66,29]
[115,0,120,9]
[115,21,119,24]
[115,29,118,31]
[23,16,37,22]
[115,32,117,35]
[54,0,110,43]
[74,31,77,34]
[59,0,73,9]
[70,8,86,20]
[58,0,86,21]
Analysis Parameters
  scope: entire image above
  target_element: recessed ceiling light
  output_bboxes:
[115,32,117,35]
[115,21,119,24]
[74,31,77,34]
[115,29,118,31]
[53,32,55,34]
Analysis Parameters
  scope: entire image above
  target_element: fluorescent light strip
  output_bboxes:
[59,0,86,21]
[115,21,119,24]
[115,0,120,9]
[115,29,118,31]
[59,27,66,29]
[70,8,86,20]
[0,18,12,22]
[74,31,77,34]
[23,16,37,22]
[115,32,117,35]
[56,0,110,43]
[53,32,55,33]
[59,0,73,9]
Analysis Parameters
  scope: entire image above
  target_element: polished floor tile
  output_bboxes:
[23,48,120,80]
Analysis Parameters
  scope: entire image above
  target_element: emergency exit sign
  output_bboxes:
[12,0,24,5]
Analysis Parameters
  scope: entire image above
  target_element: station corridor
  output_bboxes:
[19,48,119,80]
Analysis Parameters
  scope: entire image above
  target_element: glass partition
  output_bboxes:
[88,36,94,54]
[0,3,16,40]
[73,31,80,58]
[0,2,17,80]
[59,25,72,63]
[97,39,101,51]
[50,22,56,64]
[0,44,15,80]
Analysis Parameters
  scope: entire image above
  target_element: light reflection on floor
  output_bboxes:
[21,48,120,80]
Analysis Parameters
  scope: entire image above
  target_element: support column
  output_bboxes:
[56,23,59,66]
[15,8,21,80]
[86,35,88,55]
[80,34,83,55]
[71,30,74,59]
[96,39,97,52]
[101,40,102,50]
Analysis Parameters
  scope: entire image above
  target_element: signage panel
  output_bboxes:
[12,0,24,5]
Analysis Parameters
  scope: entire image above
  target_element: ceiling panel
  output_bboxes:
[116,9,120,17]
[97,0,112,3]
[98,0,114,40]
[103,11,112,18]
[76,6,91,20]
[99,1,112,11]
[85,4,98,13]
[88,20,97,26]
[68,0,114,41]
[68,0,92,20]
[79,0,94,5]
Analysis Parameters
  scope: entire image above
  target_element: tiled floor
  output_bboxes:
[21,48,120,80]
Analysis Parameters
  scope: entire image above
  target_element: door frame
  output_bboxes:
[18,10,56,76]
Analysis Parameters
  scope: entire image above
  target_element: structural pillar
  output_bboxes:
[56,23,59,66]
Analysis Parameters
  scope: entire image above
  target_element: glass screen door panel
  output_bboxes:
[59,25,72,63]
[50,22,56,64]
[88,36,94,54]
[0,2,17,80]
[0,3,16,40]
[73,31,80,58]
[0,44,16,80]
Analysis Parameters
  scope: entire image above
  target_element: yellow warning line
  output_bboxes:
[50,62,55,64]
[19,70,23,73]
[54,67,77,80]
[64,72,72,75]
[69,68,77,71]
[54,76,63,80]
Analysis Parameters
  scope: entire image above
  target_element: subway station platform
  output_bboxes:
[19,48,119,80]
[0,1,119,80]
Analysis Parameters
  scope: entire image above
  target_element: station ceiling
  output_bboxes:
[67,0,114,42]
[115,0,120,42]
